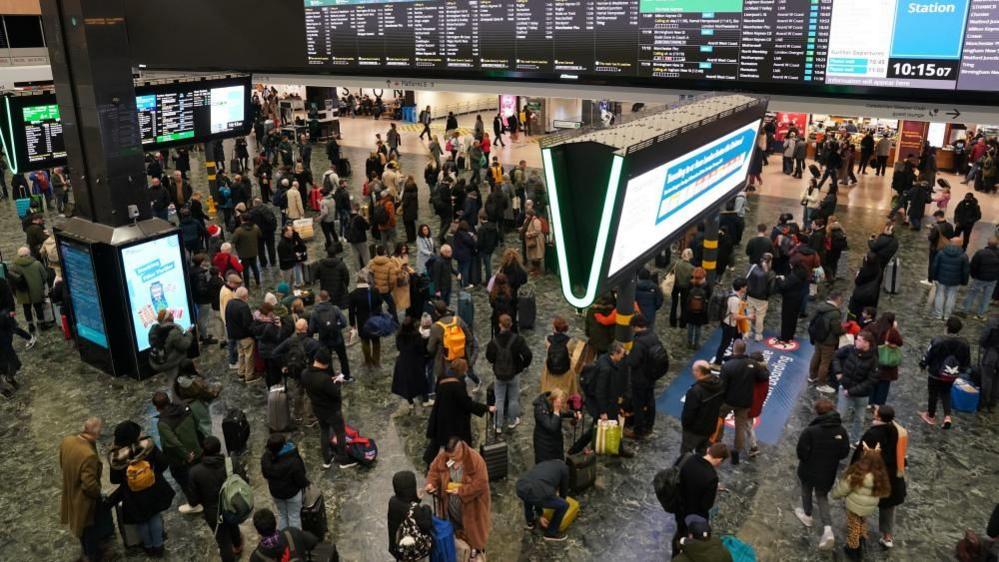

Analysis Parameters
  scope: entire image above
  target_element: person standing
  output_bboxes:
[369,245,402,319]
[744,254,775,342]
[716,340,768,464]
[345,202,371,269]
[107,434,175,558]
[874,134,892,176]
[931,237,970,320]
[978,315,999,413]
[522,209,546,276]
[858,131,875,175]
[349,271,385,368]
[486,314,533,433]
[745,223,775,267]
[919,316,971,429]
[425,438,492,559]
[712,278,749,365]
[302,348,357,469]
[794,399,850,551]
[10,246,50,332]
[626,314,667,440]
[962,236,999,319]
[635,268,665,329]
[679,360,724,455]
[387,471,434,560]
[424,358,492,463]
[924,210,955,283]
[852,405,908,550]
[188,436,244,562]
[673,443,729,556]
[309,289,351,381]
[226,287,259,383]
[809,291,845,394]
[60,417,105,562]
[670,249,696,329]
[515,459,571,542]
[831,330,880,440]
[152,392,203,514]
[231,215,262,288]
[429,245,457,306]
[260,433,309,530]
[277,224,308,287]
[831,447,892,561]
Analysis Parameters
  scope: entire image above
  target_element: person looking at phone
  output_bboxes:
[301,348,357,470]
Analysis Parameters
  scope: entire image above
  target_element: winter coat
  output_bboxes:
[348,285,383,336]
[277,233,307,271]
[429,256,455,298]
[811,301,845,346]
[674,259,695,288]
[832,471,884,517]
[387,471,433,560]
[868,234,899,267]
[635,279,664,326]
[260,442,309,500]
[286,187,305,220]
[188,454,227,525]
[402,184,419,222]
[923,334,972,379]
[524,216,545,261]
[852,422,908,508]
[230,223,261,259]
[225,298,254,340]
[532,393,569,464]
[720,354,769,409]
[155,403,203,468]
[875,326,903,381]
[369,255,401,295]
[796,411,850,490]
[678,455,719,519]
[108,439,176,524]
[10,255,47,305]
[585,303,617,354]
[59,434,103,538]
[426,442,491,550]
[682,375,725,436]
[745,236,775,267]
[515,460,569,504]
[416,237,436,274]
[392,329,429,401]
[453,230,477,264]
[932,245,970,286]
[970,246,999,282]
[954,198,982,226]
[317,256,350,306]
[148,322,193,374]
[426,377,488,446]
[302,365,344,421]
[591,353,628,418]
[831,346,879,397]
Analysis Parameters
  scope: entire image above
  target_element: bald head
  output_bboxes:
[989,236,998,248]
[692,360,711,380]
[950,237,963,247]
[295,318,308,334]
[221,242,233,253]
[440,244,452,258]
[82,417,103,440]
[235,287,249,300]
[17,246,29,257]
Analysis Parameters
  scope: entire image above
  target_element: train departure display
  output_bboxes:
[0,92,66,173]
[302,0,999,93]
[134,76,251,149]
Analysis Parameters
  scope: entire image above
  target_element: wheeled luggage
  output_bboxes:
[301,484,329,540]
[479,413,508,481]
[517,283,537,330]
[566,421,596,493]
[115,503,143,551]
[882,256,901,294]
[221,408,250,454]
[267,383,292,432]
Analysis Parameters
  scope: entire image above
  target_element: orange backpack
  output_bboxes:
[437,318,466,361]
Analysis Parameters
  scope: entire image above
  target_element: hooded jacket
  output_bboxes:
[970,245,999,282]
[188,453,227,525]
[635,279,664,325]
[108,438,176,524]
[681,375,725,436]
[674,536,735,562]
[954,197,982,226]
[515,459,569,504]
[302,366,344,421]
[148,321,193,374]
[796,411,850,490]
[832,471,885,517]
[811,301,845,346]
[387,471,433,559]
[317,256,350,306]
[922,334,971,380]
[369,255,401,294]
[156,403,202,467]
[250,528,318,562]
[260,442,309,499]
[932,244,970,286]
[720,354,769,409]
[585,302,617,354]
[831,345,879,397]
[868,234,899,267]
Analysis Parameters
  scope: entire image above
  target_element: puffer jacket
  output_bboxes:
[532,393,567,464]
[970,245,999,282]
[868,234,899,267]
[931,245,970,286]
[796,411,850,490]
[260,442,309,500]
[832,471,884,517]
[368,255,400,294]
[831,345,879,397]
[585,303,617,354]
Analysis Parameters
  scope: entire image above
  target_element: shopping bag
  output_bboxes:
[595,419,622,456]
[293,218,315,240]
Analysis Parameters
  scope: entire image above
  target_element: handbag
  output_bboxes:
[878,344,902,367]
[660,270,676,296]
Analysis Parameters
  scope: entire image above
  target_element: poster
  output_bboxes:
[898,120,928,161]
[120,235,192,351]
[774,112,809,140]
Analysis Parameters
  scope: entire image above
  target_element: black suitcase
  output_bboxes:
[222,408,250,454]
[230,158,243,174]
[566,420,596,494]
[480,413,508,481]
[301,484,328,540]
[517,283,537,330]
[230,449,250,483]
[115,503,144,552]
[307,542,340,562]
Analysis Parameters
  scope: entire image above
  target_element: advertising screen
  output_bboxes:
[0,92,66,173]
[120,235,193,351]
[59,239,108,348]
[608,119,760,276]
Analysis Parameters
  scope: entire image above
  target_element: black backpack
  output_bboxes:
[314,306,343,344]
[647,338,670,381]
[830,229,848,252]
[708,290,730,323]
[579,363,599,401]
[546,337,571,375]
[807,312,830,344]
[492,335,517,381]
[653,453,693,514]
[148,324,177,364]
[283,338,309,380]
[938,354,962,382]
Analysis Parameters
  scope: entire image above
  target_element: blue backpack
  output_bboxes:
[722,535,757,562]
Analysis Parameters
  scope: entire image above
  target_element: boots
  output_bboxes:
[843,545,862,560]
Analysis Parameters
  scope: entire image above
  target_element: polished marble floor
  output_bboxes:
[0,114,996,562]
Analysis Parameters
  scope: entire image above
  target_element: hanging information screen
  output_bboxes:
[134,76,252,149]
[0,92,66,173]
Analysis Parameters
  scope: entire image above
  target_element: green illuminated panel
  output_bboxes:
[639,0,742,13]
[155,130,195,143]
[22,104,60,123]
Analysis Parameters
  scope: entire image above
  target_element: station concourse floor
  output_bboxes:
[0,113,996,562]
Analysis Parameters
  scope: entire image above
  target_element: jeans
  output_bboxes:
[197,303,214,340]
[869,379,892,406]
[927,378,954,418]
[287,263,305,286]
[323,340,351,378]
[800,481,831,526]
[274,490,303,530]
[380,291,397,319]
[838,390,868,440]
[524,495,569,537]
[494,375,521,427]
[259,236,277,268]
[320,221,338,248]
[954,222,975,250]
[670,285,688,327]
[879,505,896,535]
[169,463,195,504]
[713,323,740,364]
[338,209,351,238]
[933,283,959,319]
[227,338,239,366]
[457,258,473,287]
[962,278,997,316]
[21,302,46,328]
[687,324,702,347]
[680,430,710,456]
[631,383,655,435]
[136,512,165,548]
[481,251,494,284]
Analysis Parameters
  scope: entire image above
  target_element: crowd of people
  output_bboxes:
[6,107,994,562]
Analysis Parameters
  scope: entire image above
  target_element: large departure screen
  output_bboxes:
[302,0,999,93]
[134,76,251,149]
[0,92,66,173]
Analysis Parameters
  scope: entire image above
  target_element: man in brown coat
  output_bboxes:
[60,417,104,561]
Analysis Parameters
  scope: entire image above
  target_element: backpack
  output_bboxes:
[314,306,343,344]
[395,504,433,561]
[437,318,466,361]
[938,354,962,382]
[283,338,309,380]
[219,456,254,525]
[256,207,278,233]
[830,229,848,252]
[126,459,156,492]
[345,215,367,243]
[579,363,599,401]
[373,202,390,226]
[686,286,707,314]
[492,335,517,381]
[148,324,177,365]
[807,312,830,345]
[653,453,693,514]
[708,290,731,323]
[6,267,27,292]
[647,338,670,381]
[546,337,571,375]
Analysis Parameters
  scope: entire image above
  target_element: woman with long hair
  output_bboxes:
[832,447,892,560]
[848,251,883,320]
[488,272,515,336]
[868,312,903,406]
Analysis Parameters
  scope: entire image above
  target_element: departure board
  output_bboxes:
[303,0,998,92]
[134,76,251,149]
[0,92,66,173]
[21,102,65,164]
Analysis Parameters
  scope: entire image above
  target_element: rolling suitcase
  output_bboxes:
[229,449,250,482]
[457,289,474,331]
[307,542,340,562]
[479,413,508,481]
[882,256,900,294]
[301,484,328,540]
[267,383,292,432]
[517,283,537,330]
[221,408,250,454]
[542,496,580,532]
[566,421,596,494]
[115,503,144,552]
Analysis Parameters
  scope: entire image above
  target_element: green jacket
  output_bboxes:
[230,223,261,259]
[832,471,883,517]
[11,255,47,305]
[156,404,203,467]
[674,259,695,289]
[674,536,734,562]
[148,322,193,373]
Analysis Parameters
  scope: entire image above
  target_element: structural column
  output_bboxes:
[615,274,636,350]
[702,213,720,285]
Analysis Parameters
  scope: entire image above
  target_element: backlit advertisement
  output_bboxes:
[608,119,760,276]
[120,234,192,351]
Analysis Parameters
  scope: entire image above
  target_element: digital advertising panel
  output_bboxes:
[608,119,760,276]
[59,239,108,348]
[120,234,193,351]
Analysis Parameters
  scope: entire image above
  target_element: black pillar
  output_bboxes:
[703,213,720,285]
[40,0,149,226]
[615,274,636,349]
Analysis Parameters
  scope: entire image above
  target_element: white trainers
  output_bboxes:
[507,417,521,429]
[228,363,238,371]
[794,507,813,528]
[819,526,836,550]
[816,385,836,394]
[25,335,37,350]
[178,503,203,514]
[879,536,894,549]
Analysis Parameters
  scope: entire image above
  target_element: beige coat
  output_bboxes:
[540,336,585,397]
[391,256,412,312]
[286,187,305,220]
[524,216,546,262]
[60,434,102,538]
[219,284,235,327]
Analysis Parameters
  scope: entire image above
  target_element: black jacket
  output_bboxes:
[348,285,383,331]
[868,234,899,267]
[188,453,228,525]
[627,330,665,388]
[224,299,254,340]
[852,422,907,508]
[954,197,982,226]
[681,375,725,436]
[425,377,488,446]
[831,345,879,397]
[485,330,533,380]
[922,334,971,379]
[250,528,319,562]
[402,184,419,222]
[302,366,344,421]
[108,442,177,524]
[532,393,570,464]
[970,246,999,282]
[317,256,350,306]
[720,354,768,408]
[387,471,433,560]
[796,411,850,490]
[678,455,718,519]
[515,459,569,504]
[476,221,501,255]
[260,442,309,500]
[592,354,627,418]
[429,256,455,296]
[745,235,775,266]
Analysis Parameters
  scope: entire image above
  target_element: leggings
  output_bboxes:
[927,378,954,418]
[846,511,868,549]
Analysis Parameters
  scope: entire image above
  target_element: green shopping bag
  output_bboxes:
[595,419,622,456]
[878,344,902,368]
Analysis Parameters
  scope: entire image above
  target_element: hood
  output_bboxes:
[201,454,225,469]
[13,256,36,267]
[593,309,617,326]
[371,255,391,267]
[811,410,844,428]
[697,375,723,393]
[941,245,963,258]
[320,256,343,267]
[159,402,188,424]
[277,441,296,458]
[392,471,419,502]
[636,279,657,291]
[816,301,839,315]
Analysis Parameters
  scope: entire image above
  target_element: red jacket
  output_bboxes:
[212,251,243,274]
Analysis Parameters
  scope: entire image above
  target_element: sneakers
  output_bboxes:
[422,399,436,407]
[25,336,37,350]
[942,416,952,429]
[807,376,819,384]
[747,446,760,458]
[819,526,836,550]
[178,503,203,514]
[228,363,238,370]
[794,507,814,528]
[919,412,936,425]
[755,334,763,342]
[494,426,503,435]
[322,460,333,469]
[816,385,836,394]
[338,460,359,469]
[919,279,934,286]
[543,533,568,542]
[879,535,894,549]
[524,521,537,531]
[244,375,263,384]
[507,417,521,429]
